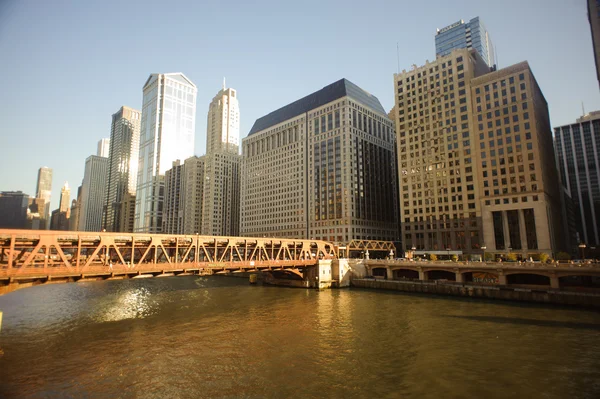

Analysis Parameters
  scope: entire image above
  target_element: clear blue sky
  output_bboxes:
[0,0,598,211]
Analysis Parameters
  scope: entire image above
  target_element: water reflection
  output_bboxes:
[0,277,599,399]
[95,287,154,322]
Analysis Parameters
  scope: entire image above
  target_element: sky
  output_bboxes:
[0,0,598,211]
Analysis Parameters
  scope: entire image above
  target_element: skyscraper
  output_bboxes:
[554,111,600,246]
[97,138,110,158]
[36,166,52,229]
[241,78,398,243]
[79,145,109,231]
[471,62,562,256]
[182,156,205,235]
[435,17,495,68]
[134,73,197,233]
[206,82,240,154]
[393,49,562,257]
[163,160,185,234]
[0,191,29,229]
[50,182,71,230]
[104,106,141,232]
[202,84,241,236]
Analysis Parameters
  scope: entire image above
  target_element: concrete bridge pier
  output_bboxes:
[550,273,560,289]
[455,269,464,283]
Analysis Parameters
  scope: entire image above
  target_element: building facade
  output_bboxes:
[79,156,108,232]
[242,78,398,244]
[0,191,29,229]
[97,138,110,158]
[182,156,206,235]
[202,86,241,236]
[394,49,561,256]
[471,62,562,257]
[35,166,53,229]
[163,160,185,234]
[554,111,600,246]
[134,73,197,233]
[104,106,141,232]
[435,17,495,68]
[394,49,490,254]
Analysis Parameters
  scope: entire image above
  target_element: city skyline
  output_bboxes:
[0,0,598,212]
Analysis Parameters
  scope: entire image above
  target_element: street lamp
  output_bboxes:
[446,247,451,261]
[481,245,487,263]
[579,243,587,260]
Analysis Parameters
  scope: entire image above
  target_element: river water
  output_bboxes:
[0,276,599,398]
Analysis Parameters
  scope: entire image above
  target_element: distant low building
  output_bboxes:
[0,191,29,229]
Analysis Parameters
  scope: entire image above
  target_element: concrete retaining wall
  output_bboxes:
[351,279,600,308]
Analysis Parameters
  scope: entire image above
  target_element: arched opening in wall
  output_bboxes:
[462,272,473,282]
[559,275,600,290]
[506,273,550,286]
[393,269,419,280]
[372,267,387,278]
[427,270,456,281]
[270,270,303,280]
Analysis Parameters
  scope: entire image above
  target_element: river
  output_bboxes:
[0,276,599,398]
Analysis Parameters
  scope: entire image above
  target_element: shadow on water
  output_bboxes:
[444,314,600,330]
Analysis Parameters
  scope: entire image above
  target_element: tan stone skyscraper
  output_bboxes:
[162,84,241,236]
[471,62,562,256]
[393,49,562,257]
[201,84,241,236]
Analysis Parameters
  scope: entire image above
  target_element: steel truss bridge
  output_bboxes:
[0,229,337,294]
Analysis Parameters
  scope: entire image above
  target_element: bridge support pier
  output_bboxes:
[386,267,393,281]
[498,271,507,285]
[455,270,463,283]
[418,268,426,281]
[550,274,560,289]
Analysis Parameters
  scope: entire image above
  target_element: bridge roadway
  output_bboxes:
[365,259,600,290]
[0,229,337,294]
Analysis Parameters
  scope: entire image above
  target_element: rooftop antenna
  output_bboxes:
[582,101,586,117]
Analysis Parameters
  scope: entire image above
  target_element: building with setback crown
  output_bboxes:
[554,111,600,247]
[50,182,71,231]
[103,106,141,232]
[394,48,562,257]
[162,84,241,236]
[36,166,52,229]
[241,78,398,243]
[134,73,197,233]
[435,17,495,68]
[202,84,241,236]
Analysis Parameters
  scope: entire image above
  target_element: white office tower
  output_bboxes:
[97,138,110,158]
[202,84,241,236]
[134,73,197,233]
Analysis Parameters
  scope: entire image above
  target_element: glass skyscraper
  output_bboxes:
[554,111,600,246]
[435,17,495,68]
[134,73,197,233]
